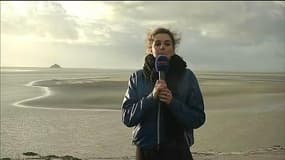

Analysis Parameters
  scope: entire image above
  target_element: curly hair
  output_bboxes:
[146,27,181,54]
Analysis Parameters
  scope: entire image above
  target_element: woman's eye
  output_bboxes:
[154,43,161,46]
[165,43,171,46]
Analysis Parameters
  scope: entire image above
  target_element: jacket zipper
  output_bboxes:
[157,101,160,150]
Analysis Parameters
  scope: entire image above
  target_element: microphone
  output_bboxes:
[154,55,169,150]
[155,55,169,80]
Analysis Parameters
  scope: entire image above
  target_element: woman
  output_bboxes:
[121,27,206,160]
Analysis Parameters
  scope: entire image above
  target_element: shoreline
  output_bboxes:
[1,145,284,160]
[14,76,285,111]
[13,78,122,112]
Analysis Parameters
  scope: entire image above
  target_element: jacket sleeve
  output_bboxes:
[168,71,206,130]
[121,72,157,127]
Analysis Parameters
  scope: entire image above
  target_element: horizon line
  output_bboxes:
[1,65,285,74]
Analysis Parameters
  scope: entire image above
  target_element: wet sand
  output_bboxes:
[2,70,285,159]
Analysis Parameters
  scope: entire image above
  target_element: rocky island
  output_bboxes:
[50,64,61,68]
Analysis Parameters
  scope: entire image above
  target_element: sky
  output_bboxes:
[1,1,285,72]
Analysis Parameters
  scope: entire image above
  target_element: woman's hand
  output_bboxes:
[158,88,173,105]
[152,80,166,99]
[152,80,173,105]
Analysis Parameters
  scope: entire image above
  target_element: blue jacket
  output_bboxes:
[121,68,205,149]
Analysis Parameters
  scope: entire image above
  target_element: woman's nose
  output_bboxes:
[159,44,165,49]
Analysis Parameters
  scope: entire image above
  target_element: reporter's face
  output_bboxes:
[151,33,174,59]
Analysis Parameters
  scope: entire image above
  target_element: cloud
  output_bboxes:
[1,2,79,40]
[107,1,285,45]
[1,1,284,71]
[4,1,284,46]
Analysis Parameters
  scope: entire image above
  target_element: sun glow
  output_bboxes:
[58,1,114,21]
[1,1,34,18]
[1,1,114,21]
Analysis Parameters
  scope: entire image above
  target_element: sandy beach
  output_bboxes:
[1,67,285,159]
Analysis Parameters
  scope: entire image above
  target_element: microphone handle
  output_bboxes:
[159,71,166,80]
[157,71,166,150]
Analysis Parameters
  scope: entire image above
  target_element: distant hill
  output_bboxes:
[50,64,61,68]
